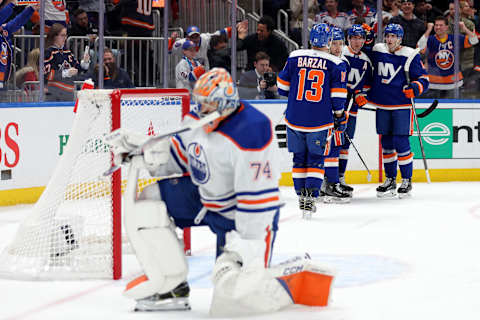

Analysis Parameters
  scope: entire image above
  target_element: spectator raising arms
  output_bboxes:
[44,24,90,101]
[237,16,289,72]
[0,0,36,91]
[389,0,426,48]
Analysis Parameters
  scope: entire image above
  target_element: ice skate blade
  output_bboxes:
[376,190,397,198]
[302,211,312,220]
[398,192,411,199]
[323,196,350,204]
[134,298,191,312]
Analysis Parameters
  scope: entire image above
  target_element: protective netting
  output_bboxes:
[0,89,186,280]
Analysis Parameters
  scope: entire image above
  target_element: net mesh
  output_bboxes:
[0,89,186,280]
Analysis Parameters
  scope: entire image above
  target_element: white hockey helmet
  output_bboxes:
[192,68,239,132]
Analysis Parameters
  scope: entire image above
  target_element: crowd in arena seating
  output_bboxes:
[1,0,479,101]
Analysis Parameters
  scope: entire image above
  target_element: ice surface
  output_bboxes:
[1,182,480,320]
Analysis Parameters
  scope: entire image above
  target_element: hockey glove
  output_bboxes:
[192,65,206,80]
[354,90,368,107]
[334,111,348,132]
[403,81,422,99]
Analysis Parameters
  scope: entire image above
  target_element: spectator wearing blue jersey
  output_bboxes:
[368,24,430,198]
[0,0,37,91]
[277,23,349,217]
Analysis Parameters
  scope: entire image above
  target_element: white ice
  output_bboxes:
[1,182,480,320]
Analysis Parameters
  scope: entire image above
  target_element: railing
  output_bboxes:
[277,9,289,36]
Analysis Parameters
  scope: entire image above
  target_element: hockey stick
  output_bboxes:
[360,99,438,118]
[405,48,431,183]
[102,110,222,176]
[345,133,372,182]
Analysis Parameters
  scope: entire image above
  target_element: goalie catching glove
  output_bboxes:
[103,128,170,171]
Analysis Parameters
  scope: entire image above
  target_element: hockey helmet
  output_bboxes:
[347,24,366,38]
[310,23,332,48]
[331,27,345,41]
[384,23,404,39]
[192,68,239,132]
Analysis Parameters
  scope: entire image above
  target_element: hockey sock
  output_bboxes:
[292,153,308,195]
[381,135,398,178]
[393,135,413,179]
[338,148,349,176]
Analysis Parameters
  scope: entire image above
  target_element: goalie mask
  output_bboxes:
[192,68,240,133]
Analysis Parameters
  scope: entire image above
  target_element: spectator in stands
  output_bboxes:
[373,0,401,30]
[15,48,40,94]
[69,8,98,40]
[447,1,477,87]
[170,21,247,70]
[417,16,478,98]
[77,0,105,30]
[346,0,377,28]
[389,0,426,48]
[86,48,134,89]
[119,0,154,36]
[175,40,206,93]
[238,51,279,99]
[290,0,319,46]
[315,0,349,31]
[263,0,289,21]
[44,24,90,101]
[414,0,444,23]
[237,16,289,72]
[0,0,36,91]
[207,34,231,73]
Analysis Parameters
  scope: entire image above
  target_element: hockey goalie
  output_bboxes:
[104,68,335,316]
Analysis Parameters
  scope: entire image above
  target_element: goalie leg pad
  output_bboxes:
[123,200,188,300]
[210,252,293,317]
[268,256,336,307]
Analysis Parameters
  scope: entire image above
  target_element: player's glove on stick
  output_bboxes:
[354,90,368,107]
[334,111,348,132]
[403,81,423,99]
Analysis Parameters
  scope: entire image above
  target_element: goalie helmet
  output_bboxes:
[310,23,331,48]
[192,68,239,132]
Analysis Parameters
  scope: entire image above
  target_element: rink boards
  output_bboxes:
[1,99,480,205]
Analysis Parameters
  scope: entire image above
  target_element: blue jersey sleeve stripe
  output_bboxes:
[170,149,188,173]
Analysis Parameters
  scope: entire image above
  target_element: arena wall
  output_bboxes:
[1,99,479,206]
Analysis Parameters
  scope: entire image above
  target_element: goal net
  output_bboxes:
[0,88,190,280]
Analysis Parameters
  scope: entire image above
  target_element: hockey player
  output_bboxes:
[338,24,373,194]
[105,68,335,315]
[175,40,205,92]
[277,24,348,217]
[321,26,351,203]
[368,24,429,198]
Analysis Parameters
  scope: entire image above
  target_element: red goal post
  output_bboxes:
[0,88,191,280]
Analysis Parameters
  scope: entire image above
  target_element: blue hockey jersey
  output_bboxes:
[277,49,348,132]
[367,43,429,110]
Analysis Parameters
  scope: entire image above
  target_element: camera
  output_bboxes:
[263,72,277,88]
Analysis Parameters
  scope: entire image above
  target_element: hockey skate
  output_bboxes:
[323,182,351,203]
[300,188,316,220]
[397,178,412,199]
[376,177,397,198]
[134,282,191,312]
[339,176,354,197]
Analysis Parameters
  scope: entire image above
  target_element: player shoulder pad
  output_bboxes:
[395,46,416,58]
[372,43,389,54]
[289,49,344,66]
[216,102,273,151]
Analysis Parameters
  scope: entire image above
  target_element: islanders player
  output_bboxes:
[277,23,348,216]
[368,24,429,198]
[106,68,336,315]
[338,24,373,194]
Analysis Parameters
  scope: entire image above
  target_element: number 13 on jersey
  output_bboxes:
[296,68,325,102]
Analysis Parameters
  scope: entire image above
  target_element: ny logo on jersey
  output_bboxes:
[378,62,402,84]
[348,68,365,89]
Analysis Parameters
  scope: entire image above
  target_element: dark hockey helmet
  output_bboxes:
[310,23,332,48]
[347,24,366,38]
